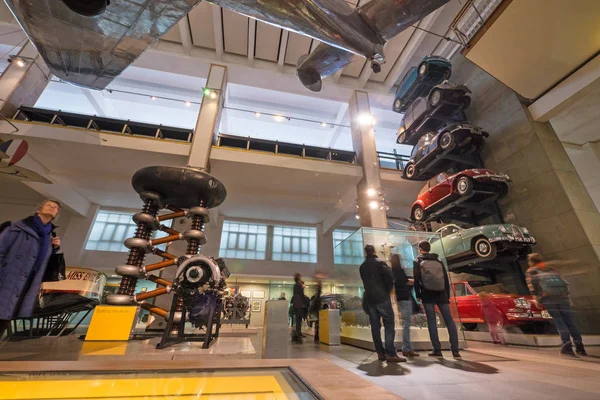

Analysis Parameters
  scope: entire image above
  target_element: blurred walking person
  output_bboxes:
[391,254,419,358]
[414,241,461,360]
[526,253,586,356]
[291,273,307,343]
[360,245,405,363]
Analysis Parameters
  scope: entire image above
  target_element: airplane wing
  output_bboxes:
[0,139,51,184]
[0,166,51,184]
[296,44,359,92]
[4,0,202,90]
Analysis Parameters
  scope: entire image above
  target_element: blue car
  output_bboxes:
[392,56,452,114]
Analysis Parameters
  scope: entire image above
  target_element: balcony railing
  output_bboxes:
[377,151,410,171]
[13,106,193,142]
[215,134,357,164]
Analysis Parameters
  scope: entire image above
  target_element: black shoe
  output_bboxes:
[402,350,420,358]
[560,342,577,357]
[385,354,407,363]
[575,342,587,356]
[377,353,386,361]
[428,350,443,358]
[292,337,303,344]
[452,351,462,360]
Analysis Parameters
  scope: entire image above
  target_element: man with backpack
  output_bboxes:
[526,253,586,356]
[359,245,405,363]
[414,240,461,360]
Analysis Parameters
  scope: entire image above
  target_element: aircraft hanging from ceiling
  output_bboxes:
[3,0,449,92]
[0,139,51,183]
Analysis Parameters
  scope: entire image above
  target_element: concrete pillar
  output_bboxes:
[451,53,600,333]
[317,223,334,277]
[187,64,228,171]
[348,91,387,228]
[0,41,50,118]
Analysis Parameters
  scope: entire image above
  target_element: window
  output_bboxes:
[219,221,268,260]
[86,210,171,252]
[272,225,317,263]
[333,229,363,265]
[454,283,467,297]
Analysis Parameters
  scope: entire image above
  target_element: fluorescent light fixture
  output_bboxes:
[185,101,191,107]
[254,112,261,117]
[274,115,285,122]
[321,122,328,127]
[151,96,157,100]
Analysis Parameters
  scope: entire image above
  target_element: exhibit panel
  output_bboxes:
[334,228,467,350]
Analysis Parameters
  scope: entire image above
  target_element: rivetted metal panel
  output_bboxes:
[4,0,202,90]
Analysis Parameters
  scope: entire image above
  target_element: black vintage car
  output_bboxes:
[397,83,471,146]
[403,122,489,180]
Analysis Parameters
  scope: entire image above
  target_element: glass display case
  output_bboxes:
[333,227,466,350]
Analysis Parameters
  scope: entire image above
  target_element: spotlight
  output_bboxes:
[203,88,211,96]
[321,122,328,127]
[355,214,360,220]
[254,112,261,118]
[357,113,374,126]
[274,115,285,122]
[369,200,378,210]
[366,188,377,197]
[210,92,217,99]
[151,96,157,100]
[185,101,191,107]
[16,59,25,67]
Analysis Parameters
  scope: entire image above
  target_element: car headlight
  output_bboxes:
[522,228,529,234]
[499,226,508,233]
[514,298,531,308]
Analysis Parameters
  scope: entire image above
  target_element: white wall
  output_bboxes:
[564,143,600,212]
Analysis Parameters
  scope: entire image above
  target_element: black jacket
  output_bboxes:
[291,281,307,308]
[359,255,393,305]
[413,253,450,304]
[393,266,412,301]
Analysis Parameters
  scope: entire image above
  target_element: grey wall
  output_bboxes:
[451,53,600,332]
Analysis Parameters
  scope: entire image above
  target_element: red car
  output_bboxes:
[450,281,552,330]
[410,169,510,221]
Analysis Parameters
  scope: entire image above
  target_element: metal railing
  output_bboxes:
[377,151,410,171]
[13,106,194,142]
[215,134,357,164]
[450,0,503,46]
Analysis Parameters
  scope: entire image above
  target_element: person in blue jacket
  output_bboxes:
[0,200,61,338]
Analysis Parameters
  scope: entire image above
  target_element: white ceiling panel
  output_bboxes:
[223,9,248,56]
[254,21,281,62]
[188,2,216,50]
[161,20,183,43]
[284,33,312,66]
[342,57,367,78]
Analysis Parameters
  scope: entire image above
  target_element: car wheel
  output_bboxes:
[473,237,496,258]
[462,323,478,331]
[418,62,428,79]
[439,131,455,150]
[393,98,402,111]
[429,89,443,107]
[456,176,473,196]
[398,131,407,144]
[404,162,416,179]
[461,96,472,110]
[412,205,426,222]
[443,69,452,81]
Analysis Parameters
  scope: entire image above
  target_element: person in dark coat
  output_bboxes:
[414,240,461,360]
[0,200,61,338]
[291,273,307,343]
[359,245,404,363]
[392,253,419,358]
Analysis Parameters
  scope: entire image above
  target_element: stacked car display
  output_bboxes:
[393,56,543,330]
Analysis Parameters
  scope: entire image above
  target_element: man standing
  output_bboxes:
[291,273,307,343]
[0,200,61,338]
[391,254,419,358]
[526,253,586,356]
[414,241,461,360]
[359,245,405,363]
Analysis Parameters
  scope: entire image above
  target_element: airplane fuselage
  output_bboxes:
[209,0,384,60]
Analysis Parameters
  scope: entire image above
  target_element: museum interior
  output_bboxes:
[0,0,599,399]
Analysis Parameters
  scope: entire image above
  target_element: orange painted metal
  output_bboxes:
[135,287,168,301]
[151,234,180,245]
[145,259,176,272]
[158,211,186,221]
[140,303,168,318]
[147,275,173,287]
[153,249,177,260]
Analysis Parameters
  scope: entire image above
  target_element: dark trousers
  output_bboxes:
[543,298,582,345]
[424,302,460,352]
[293,307,304,338]
[367,299,396,356]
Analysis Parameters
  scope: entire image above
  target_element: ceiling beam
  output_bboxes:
[321,186,357,235]
[178,16,193,56]
[81,88,119,118]
[322,102,349,148]
[212,5,224,60]
[248,18,256,65]
[277,29,290,73]
[383,6,445,90]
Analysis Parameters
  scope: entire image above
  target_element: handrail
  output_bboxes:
[376,151,410,171]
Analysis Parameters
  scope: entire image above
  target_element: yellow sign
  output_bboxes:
[319,310,330,345]
[85,305,138,341]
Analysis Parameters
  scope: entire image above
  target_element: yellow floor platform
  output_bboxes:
[0,368,314,400]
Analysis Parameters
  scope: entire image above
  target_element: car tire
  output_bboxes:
[404,162,416,179]
[398,131,407,144]
[462,323,478,331]
[429,89,443,107]
[412,205,426,222]
[473,237,496,258]
[456,176,473,196]
[418,62,429,79]
[443,69,452,81]
[439,131,455,150]
[460,96,472,110]
[393,98,403,112]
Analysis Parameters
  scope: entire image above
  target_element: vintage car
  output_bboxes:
[403,122,489,180]
[307,293,362,326]
[429,223,536,261]
[450,281,552,330]
[397,83,471,146]
[410,169,511,222]
[392,56,452,113]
